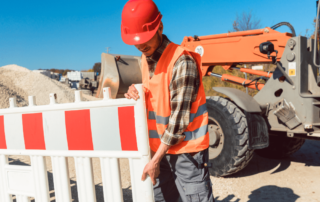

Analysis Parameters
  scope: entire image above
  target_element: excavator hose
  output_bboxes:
[271,22,296,37]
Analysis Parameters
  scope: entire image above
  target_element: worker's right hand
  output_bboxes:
[124,84,140,101]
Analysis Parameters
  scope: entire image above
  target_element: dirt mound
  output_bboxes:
[0,64,100,108]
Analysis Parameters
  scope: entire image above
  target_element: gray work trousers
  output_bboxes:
[153,148,214,202]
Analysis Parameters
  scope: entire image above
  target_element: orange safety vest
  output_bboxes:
[142,42,209,154]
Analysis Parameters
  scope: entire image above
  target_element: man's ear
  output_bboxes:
[158,21,163,35]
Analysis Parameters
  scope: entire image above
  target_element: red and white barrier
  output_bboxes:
[0,84,154,202]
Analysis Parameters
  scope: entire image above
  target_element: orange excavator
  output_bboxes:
[96,6,320,177]
[181,23,295,91]
[96,24,292,97]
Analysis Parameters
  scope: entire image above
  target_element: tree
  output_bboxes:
[310,18,318,39]
[232,11,261,32]
[62,69,70,76]
[92,62,101,73]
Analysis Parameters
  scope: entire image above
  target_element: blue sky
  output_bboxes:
[0,0,316,71]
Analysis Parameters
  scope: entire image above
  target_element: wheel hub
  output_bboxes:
[208,117,224,159]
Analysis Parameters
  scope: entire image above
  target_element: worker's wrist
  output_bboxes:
[151,143,170,164]
[151,155,161,164]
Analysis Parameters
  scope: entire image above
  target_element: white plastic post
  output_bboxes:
[51,156,72,202]
[30,156,50,202]
[9,97,17,108]
[130,84,154,202]
[100,157,123,202]
[16,195,30,202]
[134,85,149,156]
[49,93,57,105]
[74,157,96,202]
[74,91,83,103]
[28,96,36,107]
[0,155,12,202]
[103,87,111,100]
[129,157,154,202]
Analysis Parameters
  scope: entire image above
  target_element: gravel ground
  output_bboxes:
[211,140,320,202]
[0,64,100,109]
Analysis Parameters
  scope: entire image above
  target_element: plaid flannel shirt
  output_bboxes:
[146,35,199,146]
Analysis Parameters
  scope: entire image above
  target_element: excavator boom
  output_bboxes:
[181,27,292,76]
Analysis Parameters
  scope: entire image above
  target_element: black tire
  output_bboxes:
[255,132,305,158]
[207,96,254,177]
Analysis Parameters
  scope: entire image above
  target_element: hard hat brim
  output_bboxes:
[121,22,161,45]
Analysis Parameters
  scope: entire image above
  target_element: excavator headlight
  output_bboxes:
[259,41,275,55]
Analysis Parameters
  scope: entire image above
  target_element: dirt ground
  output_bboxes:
[211,139,320,202]
[9,139,320,202]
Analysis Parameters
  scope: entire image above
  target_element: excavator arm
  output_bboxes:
[181,27,293,77]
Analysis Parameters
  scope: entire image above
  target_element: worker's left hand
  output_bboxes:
[141,159,160,185]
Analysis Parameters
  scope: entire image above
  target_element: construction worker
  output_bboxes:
[122,0,214,201]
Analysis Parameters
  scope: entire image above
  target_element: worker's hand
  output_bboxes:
[141,159,160,185]
[124,84,140,100]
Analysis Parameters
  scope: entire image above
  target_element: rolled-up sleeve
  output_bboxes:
[160,54,199,146]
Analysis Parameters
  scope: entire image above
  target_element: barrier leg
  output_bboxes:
[51,156,72,202]
[74,157,96,202]
[100,157,123,202]
[0,155,12,202]
[16,195,30,202]
[129,156,154,202]
[30,156,50,202]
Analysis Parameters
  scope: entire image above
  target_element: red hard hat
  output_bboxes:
[121,0,162,45]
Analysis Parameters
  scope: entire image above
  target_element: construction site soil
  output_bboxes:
[3,65,320,202]
[0,65,100,108]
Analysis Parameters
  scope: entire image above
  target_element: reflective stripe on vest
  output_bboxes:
[148,103,208,125]
[142,42,209,154]
[149,124,208,141]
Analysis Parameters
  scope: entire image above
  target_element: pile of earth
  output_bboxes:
[0,64,100,108]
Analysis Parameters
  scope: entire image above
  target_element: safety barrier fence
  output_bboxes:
[0,84,154,202]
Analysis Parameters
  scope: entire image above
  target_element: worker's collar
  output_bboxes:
[146,34,171,64]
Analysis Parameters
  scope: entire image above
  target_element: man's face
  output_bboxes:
[134,23,163,57]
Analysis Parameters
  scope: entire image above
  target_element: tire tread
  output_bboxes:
[207,96,254,176]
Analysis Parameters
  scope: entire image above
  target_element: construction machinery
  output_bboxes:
[96,3,320,177]
[96,54,141,98]
[64,71,99,94]
[79,72,99,95]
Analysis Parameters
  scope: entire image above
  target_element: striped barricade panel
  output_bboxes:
[0,107,138,151]
[0,84,154,202]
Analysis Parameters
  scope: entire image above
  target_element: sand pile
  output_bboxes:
[0,64,100,109]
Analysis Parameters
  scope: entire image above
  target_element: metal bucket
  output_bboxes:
[96,53,142,99]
